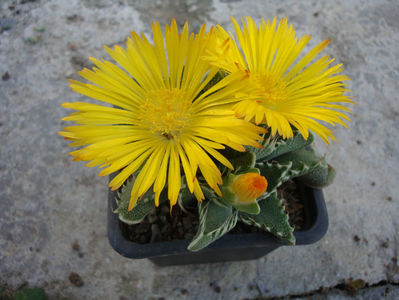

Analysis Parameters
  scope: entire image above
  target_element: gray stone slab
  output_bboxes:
[290,284,399,300]
[0,0,398,299]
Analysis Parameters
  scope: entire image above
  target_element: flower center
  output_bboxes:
[140,89,191,139]
[251,73,287,106]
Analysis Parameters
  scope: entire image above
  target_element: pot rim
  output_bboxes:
[107,182,328,260]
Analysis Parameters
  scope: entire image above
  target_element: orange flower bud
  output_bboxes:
[231,173,267,203]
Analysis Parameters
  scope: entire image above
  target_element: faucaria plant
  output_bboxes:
[60,17,352,251]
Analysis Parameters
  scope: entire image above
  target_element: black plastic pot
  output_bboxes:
[107,181,328,266]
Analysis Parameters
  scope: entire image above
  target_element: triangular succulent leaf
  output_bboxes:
[188,200,238,251]
[115,178,167,225]
[239,192,295,245]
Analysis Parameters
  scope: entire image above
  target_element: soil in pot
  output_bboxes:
[119,180,305,244]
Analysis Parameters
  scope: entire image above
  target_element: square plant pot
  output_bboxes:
[107,177,328,266]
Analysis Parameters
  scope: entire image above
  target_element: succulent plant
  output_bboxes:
[59,17,350,253]
[115,129,335,251]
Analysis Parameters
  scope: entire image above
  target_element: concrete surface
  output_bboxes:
[1,0,398,299]
[288,283,399,300]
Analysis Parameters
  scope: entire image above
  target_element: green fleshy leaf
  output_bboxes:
[257,161,292,197]
[178,182,197,212]
[297,164,335,188]
[261,131,314,162]
[233,201,260,214]
[239,192,295,245]
[274,147,327,179]
[228,151,256,172]
[115,178,167,225]
[188,200,238,251]
[257,148,330,201]
[203,201,234,234]
[201,71,227,93]
[218,147,256,172]
[249,131,279,161]
[202,186,229,208]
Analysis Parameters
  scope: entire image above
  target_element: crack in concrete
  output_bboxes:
[250,279,399,299]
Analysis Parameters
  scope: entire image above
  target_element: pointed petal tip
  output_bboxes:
[98,170,108,177]
[323,38,332,46]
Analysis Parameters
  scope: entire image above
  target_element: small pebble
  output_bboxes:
[69,272,84,287]
[184,232,194,239]
[160,204,170,214]
[159,215,167,224]
[135,222,150,234]
[320,287,329,294]
[148,214,158,224]
[68,43,77,51]
[343,279,365,296]
[249,284,257,290]
[181,289,188,295]
[139,235,148,243]
[209,282,221,293]
[177,226,184,237]
[160,223,171,234]
[71,241,80,251]
[172,217,178,228]
[66,14,83,22]
[182,216,191,229]
[2,72,10,81]
[150,224,161,243]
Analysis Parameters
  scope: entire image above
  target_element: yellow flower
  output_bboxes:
[206,16,354,143]
[59,20,265,211]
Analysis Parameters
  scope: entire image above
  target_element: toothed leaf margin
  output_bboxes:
[239,192,295,245]
[188,200,238,252]
[114,178,167,225]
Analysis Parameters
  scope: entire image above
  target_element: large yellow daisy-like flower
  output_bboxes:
[59,20,265,210]
[206,16,353,143]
